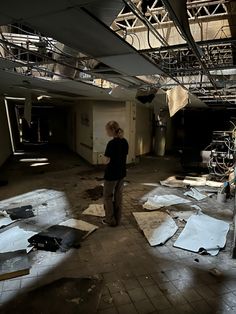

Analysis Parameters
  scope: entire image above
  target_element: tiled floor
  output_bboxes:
[0,148,236,313]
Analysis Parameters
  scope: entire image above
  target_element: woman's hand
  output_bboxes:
[104,156,110,165]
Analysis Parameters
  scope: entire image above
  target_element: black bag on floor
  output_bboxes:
[28,225,87,252]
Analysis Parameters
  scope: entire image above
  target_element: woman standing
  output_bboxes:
[103,121,129,226]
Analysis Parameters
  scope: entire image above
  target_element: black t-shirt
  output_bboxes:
[104,137,129,181]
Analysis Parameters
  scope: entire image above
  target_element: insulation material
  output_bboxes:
[184,188,207,201]
[0,226,35,253]
[166,85,188,117]
[59,219,98,237]
[143,195,190,210]
[174,212,230,256]
[133,211,178,246]
[82,204,105,217]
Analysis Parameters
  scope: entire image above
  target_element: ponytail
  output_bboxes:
[106,121,124,138]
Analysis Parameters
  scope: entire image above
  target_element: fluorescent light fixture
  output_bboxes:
[30,162,50,167]
[20,158,48,162]
[37,95,52,101]
[5,97,26,100]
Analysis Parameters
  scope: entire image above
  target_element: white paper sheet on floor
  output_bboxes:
[0,226,36,253]
[133,211,178,246]
[143,194,190,210]
[0,217,13,228]
[82,204,105,217]
[59,219,98,237]
[174,212,229,256]
[0,210,14,228]
[184,188,207,201]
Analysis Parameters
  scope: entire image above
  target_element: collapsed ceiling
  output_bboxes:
[0,0,235,106]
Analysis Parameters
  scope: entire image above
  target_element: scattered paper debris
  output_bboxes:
[160,176,223,188]
[174,212,229,256]
[0,226,35,253]
[167,209,195,222]
[184,188,207,201]
[160,176,186,188]
[143,195,190,210]
[0,250,30,281]
[133,211,178,246]
[0,212,13,228]
[59,219,98,238]
[82,204,105,217]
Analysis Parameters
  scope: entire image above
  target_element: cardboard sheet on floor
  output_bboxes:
[143,195,190,210]
[133,212,178,246]
[82,204,105,217]
[0,250,30,281]
[59,219,98,238]
[174,212,230,256]
[1,277,103,314]
[184,188,207,201]
[0,226,35,253]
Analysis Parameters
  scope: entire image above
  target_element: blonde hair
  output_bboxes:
[106,121,124,138]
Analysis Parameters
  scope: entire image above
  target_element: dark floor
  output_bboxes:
[0,147,236,314]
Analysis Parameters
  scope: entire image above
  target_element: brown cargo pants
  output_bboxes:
[103,179,124,226]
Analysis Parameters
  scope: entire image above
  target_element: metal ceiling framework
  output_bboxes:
[0,0,234,105]
[112,0,235,105]
[113,0,229,30]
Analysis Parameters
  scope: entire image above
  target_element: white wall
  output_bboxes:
[74,101,94,164]
[93,101,136,164]
[0,99,12,166]
[72,100,136,165]
[135,104,152,156]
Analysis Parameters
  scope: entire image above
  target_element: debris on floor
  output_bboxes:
[160,175,223,188]
[209,267,222,277]
[6,205,35,220]
[0,277,103,314]
[143,194,190,210]
[166,208,195,222]
[160,176,187,188]
[184,187,208,201]
[59,219,98,238]
[133,211,178,246]
[28,225,86,252]
[174,211,230,256]
[84,186,103,201]
[0,211,13,228]
[0,249,30,281]
[82,204,105,217]
[0,226,35,253]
